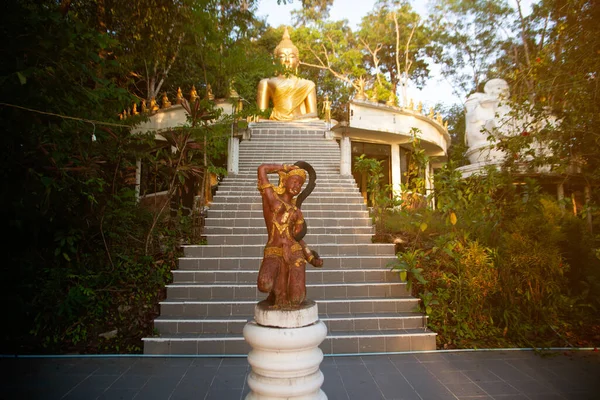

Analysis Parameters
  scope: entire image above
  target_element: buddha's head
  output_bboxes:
[274,27,299,71]
[484,79,510,100]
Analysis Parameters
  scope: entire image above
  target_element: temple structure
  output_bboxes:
[140,28,437,357]
[331,98,450,204]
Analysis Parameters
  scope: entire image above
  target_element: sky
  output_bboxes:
[255,0,537,108]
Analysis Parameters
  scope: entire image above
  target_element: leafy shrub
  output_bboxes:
[387,165,600,349]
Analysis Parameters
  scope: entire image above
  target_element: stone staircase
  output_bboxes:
[143,121,436,355]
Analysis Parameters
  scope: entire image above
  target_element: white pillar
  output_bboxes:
[135,158,142,201]
[227,136,239,175]
[244,301,327,400]
[390,144,402,197]
[425,161,434,209]
[340,134,351,176]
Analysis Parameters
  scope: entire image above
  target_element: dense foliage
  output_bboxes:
[0,0,264,353]
[385,167,600,348]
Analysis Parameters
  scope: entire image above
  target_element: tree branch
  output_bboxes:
[300,60,359,91]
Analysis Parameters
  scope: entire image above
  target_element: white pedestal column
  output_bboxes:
[227,136,239,175]
[340,135,351,176]
[243,301,328,400]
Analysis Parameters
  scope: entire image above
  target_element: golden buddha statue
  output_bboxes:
[206,84,214,101]
[229,80,240,99]
[190,85,199,103]
[141,99,148,113]
[162,92,171,109]
[132,103,139,115]
[150,97,159,112]
[354,77,367,100]
[176,87,183,104]
[257,27,317,121]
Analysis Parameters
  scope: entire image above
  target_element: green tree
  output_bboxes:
[493,0,600,181]
[429,0,514,97]
[358,0,433,104]
[292,22,365,120]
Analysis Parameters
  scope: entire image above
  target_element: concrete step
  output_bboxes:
[237,159,338,163]
[237,157,340,162]
[215,188,363,196]
[247,135,332,138]
[206,210,368,220]
[165,282,409,301]
[143,328,436,355]
[223,174,350,178]
[203,217,372,228]
[158,297,420,318]
[182,244,394,258]
[217,182,356,189]
[172,268,397,284]
[210,196,366,205]
[204,233,373,245]
[219,180,357,189]
[238,149,339,154]
[238,161,339,166]
[238,149,339,153]
[215,187,360,195]
[153,313,427,335]
[208,202,366,212]
[237,167,339,173]
[247,134,332,137]
[178,255,397,271]
[249,130,330,135]
[202,226,374,236]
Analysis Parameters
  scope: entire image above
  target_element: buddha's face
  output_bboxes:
[277,47,299,71]
[485,79,510,99]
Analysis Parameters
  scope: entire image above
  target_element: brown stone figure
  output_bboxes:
[257,162,323,309]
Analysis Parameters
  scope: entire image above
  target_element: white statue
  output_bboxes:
[464,79,515,164]
[460,78,558,177]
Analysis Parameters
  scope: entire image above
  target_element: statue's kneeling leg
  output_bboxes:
[272,259,291,307]
[288,258,307,306]
[258,257,281,295]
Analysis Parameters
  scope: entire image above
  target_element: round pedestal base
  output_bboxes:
[254,300,318,328]
[244,306,328,400]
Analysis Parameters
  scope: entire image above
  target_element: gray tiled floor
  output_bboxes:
[1,350,598,399]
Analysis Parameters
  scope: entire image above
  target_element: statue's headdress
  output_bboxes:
[272,167,306,196]
[274,27,299,58]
